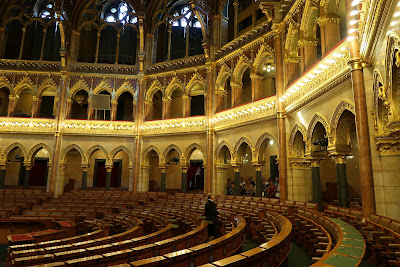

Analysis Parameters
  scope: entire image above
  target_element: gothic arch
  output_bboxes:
[233,56,252,83]
[307,113,330,153]
[215,140,234,164]
[163,144,183,165]
[285,22,300,57]
[320,0,340,15]
[253,44,274,73]
[86,145,109,163]
[255,132,279,158]
[330,100,355,144]
[93,80,113,95]
[165,77,185,99]
[14,77,35,96]
[289,123,307,156]
[110,145,134,164]
[385,33,400,112]
[142,145,163,166]
[37,78,58,97]
[146,80,164,101]
[26,143,52,164]
[0,75,13,94]
[69,79,90,99]
[215,64,232,90]
[60,144,85,165]
[184,143,206,163]
[115,81,135,100]
[185,74,206,96]
[233,136,255,163]
[300,0,319,39]
[1,142,28,163]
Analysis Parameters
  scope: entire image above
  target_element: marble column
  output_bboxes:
[54,165,66,197]
[233,165,241,196]
[345,0,375,217]
[128,165,134,191]
[18,28,26,59]
[81,166,88,190]
[181,166,188,193]
[65,99,72,119]
[230,82,242,108]
[274,24,288,202]
[162,97,171,119]
[251,74,263,102]
[105,166,112,190]
[215,89,226,112]
[110,100,118,121]
[285,57,301,86]
[215,164,229,195]
[139,165,150,192]
[319,17,340,56]
[7,96,18,117]
[299,40,318,73]
[31,96,39,118]
[160,166,166,192]
[334,155,349,208]
[311,160,322,211]
[182,95,191,118]
[0,165,6,189]
[144,100,153,121]
[255,165,263,197]
[23,164,31,189]
[233,0,239,38]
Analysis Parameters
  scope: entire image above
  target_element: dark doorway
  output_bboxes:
[190,95,205,116]
[30,158,49,186]
[270,155,278,179]
[93,159,122,188]
[39,96,55,118]
[187,160,204,191]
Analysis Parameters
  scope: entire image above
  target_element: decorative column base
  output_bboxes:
[81,167,88,190]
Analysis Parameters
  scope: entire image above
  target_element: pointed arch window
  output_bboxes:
[77,0,138,65]
[1,0,61,61]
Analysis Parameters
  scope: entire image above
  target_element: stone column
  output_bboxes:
[54,165,66,197]
[144,100,153,121]
[182,95,191,118]
[299,39,318,73]
[0,27,5,57]
[233,0,239,38]
[115,33,120,64]
[81,166,88,190]
[319,16,340,56]
[18,28,26,59]
[65,99,72,119]
[110,100,118,121]
[215,89,226,112]
[310,159,322,211]
[139,165,150,192]
[31,96,39,118]
[162,97,171,119]
[205,64,215,194]
[230,81,242,107]
[215,164,229,195]
[274,23,288,202]
[7,96,18,117]
[94,32,101,63]
[160,166,166,192]
[105,165,112,190]
[345,0,375,217]
[40,29,47,60]
[254,164,263,197]
[0,165,6,189]
[233,165,242,196]
[285,57,301,86]
[181,166,188,193]
[333,155,349,208]
[251,74,263,102]
[128,165,134,191]
[167,28,172,60]
[23,163,31,189]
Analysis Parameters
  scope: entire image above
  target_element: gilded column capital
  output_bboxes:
[159,166,167,173]
[231,164,242,172]
[332,154,347,164]
[141,165,150,172]
[348,57,365,71]
[284,56,301,64]
[307,157,324,167]
[162,97,172,102]
[250,73,263,80]
[317,15,341,26]
[298,39,319,47]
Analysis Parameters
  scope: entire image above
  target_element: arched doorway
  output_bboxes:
[29,148,50,187]
[151,90,162,120]
[15,88,33,117]
[64,148,83,190]
[39,87,57,118]
[4,146,26,187]
[116,92,134,121]
[70,90,89,119]
[0,87,10,116]
[187,149,204,192]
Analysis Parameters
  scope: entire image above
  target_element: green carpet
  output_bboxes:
[0,245,7,267]
[241,238,259,252]
[287,242,313,267]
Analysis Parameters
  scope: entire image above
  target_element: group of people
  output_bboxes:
[226,176,280,198]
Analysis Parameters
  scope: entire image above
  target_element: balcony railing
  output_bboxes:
[141,116,206,135]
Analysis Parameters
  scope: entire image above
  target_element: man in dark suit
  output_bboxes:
[205,193,218,239]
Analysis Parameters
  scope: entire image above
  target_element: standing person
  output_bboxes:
[240,177,245,195]
[205,193,218,240]
[226,179,234,195]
